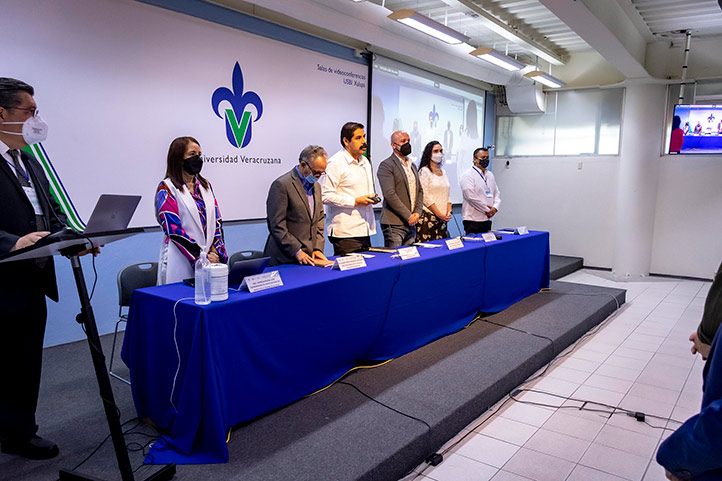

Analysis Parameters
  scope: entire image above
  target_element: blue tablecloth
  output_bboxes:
[682,134,722,151]
[121,231,549,464]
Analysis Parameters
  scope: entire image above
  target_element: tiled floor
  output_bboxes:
[401,269,711,481]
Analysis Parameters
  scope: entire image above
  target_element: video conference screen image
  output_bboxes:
[671,104,722,154]
[371,57,486,203]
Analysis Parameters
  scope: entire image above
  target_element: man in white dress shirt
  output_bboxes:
[460,148,500,234]
[321,122,380,256]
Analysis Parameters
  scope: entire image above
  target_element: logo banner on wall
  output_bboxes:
[22,143,85,232]
[211,62,263,149]
[6,0,368,226]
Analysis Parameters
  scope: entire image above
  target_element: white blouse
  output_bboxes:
[419,166,450,214]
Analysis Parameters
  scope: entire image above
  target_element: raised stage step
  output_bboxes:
[550,254,584,280]
[9,280,624,481]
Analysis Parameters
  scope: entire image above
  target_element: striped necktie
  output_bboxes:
[8,149,47,231]
[8,149,49,266]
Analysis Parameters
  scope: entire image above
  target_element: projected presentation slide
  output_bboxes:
[674,104,722,154]
[6,0,367,225]
[371,57,486,203]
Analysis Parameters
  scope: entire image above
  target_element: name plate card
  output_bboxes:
[445,238,464,250]
[334,255,367,271]
[397,246,420,260]
[515,226,529,235]
[482,232,497,242]
[240,271,283,293]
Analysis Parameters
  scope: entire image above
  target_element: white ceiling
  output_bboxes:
[207,0,722,85]
[631,0,722,39]
[378,0,591,63]
[357,0,722,62]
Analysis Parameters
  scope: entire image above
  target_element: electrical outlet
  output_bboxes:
[577,161,583,170]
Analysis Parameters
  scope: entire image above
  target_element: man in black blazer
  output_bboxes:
[377,130,424,247]
[264,145,331,266]
[0,78,67,459]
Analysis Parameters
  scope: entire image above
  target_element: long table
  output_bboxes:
[121,231,549,464]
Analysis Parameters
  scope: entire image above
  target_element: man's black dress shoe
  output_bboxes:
[1,435,59,460]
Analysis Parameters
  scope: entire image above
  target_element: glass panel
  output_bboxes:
[495,88,623,156]
[555,89,623,155]
[496,114,555,156]
[496,95,555,156]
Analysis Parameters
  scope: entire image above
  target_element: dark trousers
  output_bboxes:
[381,224,416,248]
[463,220,492,235]
[0,294,47,442]
[329,236,371,256]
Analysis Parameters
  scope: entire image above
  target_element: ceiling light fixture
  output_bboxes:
[524,70,565,88]
[388,9,470,45]
[469,47,525,71]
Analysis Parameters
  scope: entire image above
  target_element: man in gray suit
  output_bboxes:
[377,130,424,247]
[264,145,331,266]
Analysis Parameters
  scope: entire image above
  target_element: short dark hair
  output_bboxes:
[672,115,681,130]
[340,122,364,147]
[473,147,489,158]
[165,136,209,191]
[0,78,34,109]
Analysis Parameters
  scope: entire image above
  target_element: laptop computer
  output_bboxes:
[83,194,142,233]
[38,194,141,244]
[228,256,271,287]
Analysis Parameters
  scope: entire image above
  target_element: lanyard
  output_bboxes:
[5,156,31,184]
[474,167,489,190]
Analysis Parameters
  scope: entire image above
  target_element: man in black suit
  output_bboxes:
[377,130,424,247]
[0,77,67,459]
[264,145,331,266]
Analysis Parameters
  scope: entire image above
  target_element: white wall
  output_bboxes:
[554,51,625,88]
[6,0,368,225]
[492,155,619,268]
[650,155,722,278]
[491,151,722,279]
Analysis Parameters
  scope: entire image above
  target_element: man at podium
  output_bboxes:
[0,77,66,460]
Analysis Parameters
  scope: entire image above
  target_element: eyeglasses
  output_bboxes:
[302,161,325,178]
[8,107,38,117]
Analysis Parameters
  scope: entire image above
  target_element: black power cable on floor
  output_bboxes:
[508,388,686,430]
[434,289,626,465]
[68,418,138,472]
[66,416,160,476]
[338,381,432,432]
[337,380,444,481]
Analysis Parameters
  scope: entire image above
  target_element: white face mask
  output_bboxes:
[431,152,443,163]
[1,114,49,145]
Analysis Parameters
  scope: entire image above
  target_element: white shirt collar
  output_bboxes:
[393,152,410,166]
[0,138,18,165]
[342,149,366,166]
[0,138,13,155]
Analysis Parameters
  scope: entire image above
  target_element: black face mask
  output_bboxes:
[399,142,412,157]
[478,158,490,169]
[183,154,203,175]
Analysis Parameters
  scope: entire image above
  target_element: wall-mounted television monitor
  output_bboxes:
[671,104,722,154]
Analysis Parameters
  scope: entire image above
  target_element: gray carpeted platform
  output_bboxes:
[550,254,584,280]
[1,280,624,481]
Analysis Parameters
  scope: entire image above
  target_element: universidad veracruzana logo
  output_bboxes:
[211,62,263,148]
